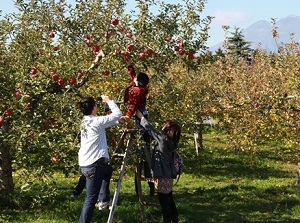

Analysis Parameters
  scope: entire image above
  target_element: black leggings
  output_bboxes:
[157,191,178,223]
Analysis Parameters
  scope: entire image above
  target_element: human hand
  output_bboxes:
[101,95,110,103]
[119,116,130,123]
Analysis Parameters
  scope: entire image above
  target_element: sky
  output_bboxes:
[1,0,300,46]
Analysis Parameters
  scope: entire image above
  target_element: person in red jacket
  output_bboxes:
[121,64,154,196]
[122,64,149,124]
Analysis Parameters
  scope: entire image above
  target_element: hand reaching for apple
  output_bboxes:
[101,95,110,103]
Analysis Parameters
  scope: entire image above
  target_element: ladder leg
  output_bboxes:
[107,133,134,223]
[135,162,146,222]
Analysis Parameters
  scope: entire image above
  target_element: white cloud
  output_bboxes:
[212,10,252,26]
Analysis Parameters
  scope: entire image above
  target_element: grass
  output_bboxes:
[1,131,300,223]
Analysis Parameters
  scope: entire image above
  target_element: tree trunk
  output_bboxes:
[0,122,14,195]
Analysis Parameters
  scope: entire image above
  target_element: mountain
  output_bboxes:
[209,15,300,53]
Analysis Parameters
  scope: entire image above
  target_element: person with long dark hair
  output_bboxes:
[135,110,181,223]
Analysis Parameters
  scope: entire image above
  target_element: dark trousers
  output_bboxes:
[78,159,112,223]
[157,191,178,223]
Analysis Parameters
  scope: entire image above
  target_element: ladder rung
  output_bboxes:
[112,153,125,157]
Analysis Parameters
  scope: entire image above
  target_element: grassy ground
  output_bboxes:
[1,131,300,223]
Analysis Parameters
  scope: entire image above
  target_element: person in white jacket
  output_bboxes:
[78,95,121,223]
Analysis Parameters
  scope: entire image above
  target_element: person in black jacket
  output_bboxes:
[135,110,181,223]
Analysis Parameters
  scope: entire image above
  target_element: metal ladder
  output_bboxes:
[107,128,159,223]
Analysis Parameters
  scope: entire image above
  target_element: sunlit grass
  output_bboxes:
[1,131,300,222]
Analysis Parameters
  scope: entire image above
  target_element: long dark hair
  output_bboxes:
[162,121,181,146]
[78,97,96,115]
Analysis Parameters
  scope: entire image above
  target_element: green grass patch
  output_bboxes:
[1,132,300,222]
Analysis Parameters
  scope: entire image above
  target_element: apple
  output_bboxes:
[52,72,59,81]
[30,68,37,75]
[53,45,59,51]
[145,49,152,56]
[86,34,92,40]
[85,39,92,47]
[178,49,184,55]
[92,45,100,53]
[4,109,12,116]
[0,117,4,125]
[188,54,195,60]
[105,32,111,39]
[139,52,146,59]
[57,78,65,86]
[51,155,59,164]
[253,103,259,108]
[49,32,55,38]
[44,120,51,128]
[78,71,84,77]
[174,45,180,51]
[127,44,134,52]
[69,78,76,84]
[15,91,21,97]
[111,18,119,26]
[126,124,133,129]
[103,70,109,76]
[165,36,172,41]
[126,32,133,38]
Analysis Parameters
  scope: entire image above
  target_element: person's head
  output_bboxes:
[136,72,149,86]
[162,121,181,146]
[78,97,97,115]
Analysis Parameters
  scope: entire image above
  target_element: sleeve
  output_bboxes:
[140,117,164,145]
[125,87,141,118]
[127,64,136,81]
[98,100,122,128]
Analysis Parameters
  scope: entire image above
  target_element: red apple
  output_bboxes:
[103,70,109,76]
[126,32,133,38]
[126,124,133,129]
[92,45,100,53]
[52,73,59,81]
[105,32,111,39]
[53,45,59,51]
[4,109,12,116]
[49,32,55,38]
[111,18,119,26]
[78,71,84,77]
[0,117,4,125]
[139,52,146,59]
[165,36,172,41]
[85,39,92,47]
[44,120,51,128]
[178,49,184,55]
[86,34,92,40]
[145,49,152,56]
[15,91,21,97]
[30,68,37,75]
[188,54,195,60]
[127,44,134,52]
[51,155,59,164]
[57,78,65,86]
[174,45,180,51]
[69,78,76,84]
[254,103,259,108]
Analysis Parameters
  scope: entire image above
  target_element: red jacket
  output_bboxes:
[124,65,148,118]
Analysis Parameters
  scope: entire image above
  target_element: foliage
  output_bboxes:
[0,0,211,193]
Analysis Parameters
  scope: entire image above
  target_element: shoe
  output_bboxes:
[97,199,112,211]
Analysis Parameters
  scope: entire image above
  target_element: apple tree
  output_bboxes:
[0,0,211,195]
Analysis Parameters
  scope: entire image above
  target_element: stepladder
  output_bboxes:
[107,128,159,223]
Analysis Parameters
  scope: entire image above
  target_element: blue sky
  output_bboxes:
[1,0,300,46]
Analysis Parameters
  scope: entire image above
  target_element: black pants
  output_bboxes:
[157,191,178,223]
